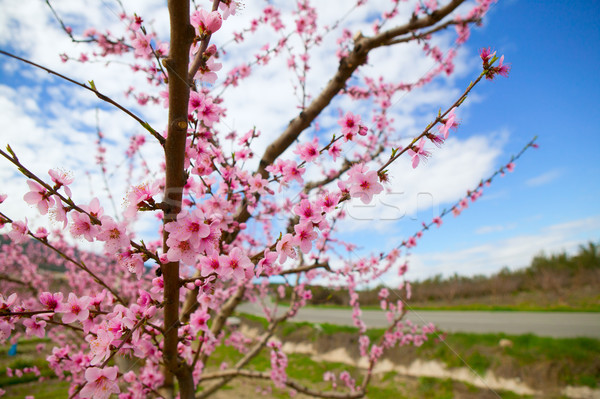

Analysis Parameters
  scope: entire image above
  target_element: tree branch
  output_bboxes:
[0,50,165,146]
[0,210,126,305]
[230,0,468,231]
[162,0,195,397]
[198,369,365,399]
[187,0,221,82]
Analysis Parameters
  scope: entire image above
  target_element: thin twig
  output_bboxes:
[0,50,165,146]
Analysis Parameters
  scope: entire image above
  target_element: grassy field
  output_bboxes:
[205,345,530,399]
[239,313,600,393]
[1,339,526,399]
[1,317,598,398]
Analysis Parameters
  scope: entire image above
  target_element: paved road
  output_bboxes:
[238,302,600,338]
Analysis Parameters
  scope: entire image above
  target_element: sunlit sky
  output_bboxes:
[0,0,598,283]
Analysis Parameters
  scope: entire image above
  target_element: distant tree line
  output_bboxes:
[280,242,600,306]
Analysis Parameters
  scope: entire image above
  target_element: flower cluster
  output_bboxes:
[0,1,537,398]
[481,47,511,80]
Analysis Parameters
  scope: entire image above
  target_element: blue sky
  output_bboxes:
[0,1,598,283]
[323,0,600,281]
[394,0,600,280]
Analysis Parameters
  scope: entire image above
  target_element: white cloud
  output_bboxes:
[475,222,517,234]
[0,1,510,255]
[338,131,505,233]
[526,169,562,187]
[401,215,600,282]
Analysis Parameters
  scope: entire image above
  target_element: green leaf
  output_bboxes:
[6,144,15,158]
[141,121,155,134]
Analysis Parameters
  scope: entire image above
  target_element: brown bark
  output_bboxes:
[162,0,195,398]
[231,0,467,230]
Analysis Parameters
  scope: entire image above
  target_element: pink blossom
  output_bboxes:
[8,219,29,244]
[166,236,197,265]
[0,193,6,203]
[219,1,238,19]
[188,90,204,112]
[84,197,104,220]
[97,216,129,252]
[0,293,17,311]
[70,212,99,242]
[80,366,120,399]
[125,182,159,217]
[197,221,222,255]
[195,57,222,84]
[192,93,221,125]
[23,317,46,339]
[132,32,153,58]
[294,137,320,163]
[257,249,278,277]
[479,47,495,65]
[276,233,297,263]
[338,112,362,141]
[359,335,370,357]
[219,247,252,280]
[293,199,323,224]
[282,161,305,185]
[151,276,164,294]
[327,141,342,161]
[48,169,73,197]
[190,309,210,333]
[432,216,443,227]
[408,138,430,168]
[455,22,470,44]
[317,191,340,213]
[87,328,114,365]
[293,222,318,254]
[0,321,12,342]
[506,162,515,172]
[347,166,384,204]
[424,0,438,11]
[438,108,457,139]
[191,10,223,35]
[495,55,511,78]
[59,293,91,324]
[50,195,69,228]
[39,292,63,310]
[117,251,145,279]
[34,227,49,239]
[199,254,223,277]
[23,180,55,215]
[247,174,271,196]
[164,210,210,249]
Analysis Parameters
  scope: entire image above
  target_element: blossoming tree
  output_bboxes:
[0,0,535,398]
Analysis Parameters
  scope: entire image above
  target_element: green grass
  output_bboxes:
[417,377,455,399]
[2,380,70,399]
[238,313,600,389]
[412,332,600,388]
[3,319,598,397]
[206,342,533,399]
[0,338,70,398]
[0,338,58,388]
